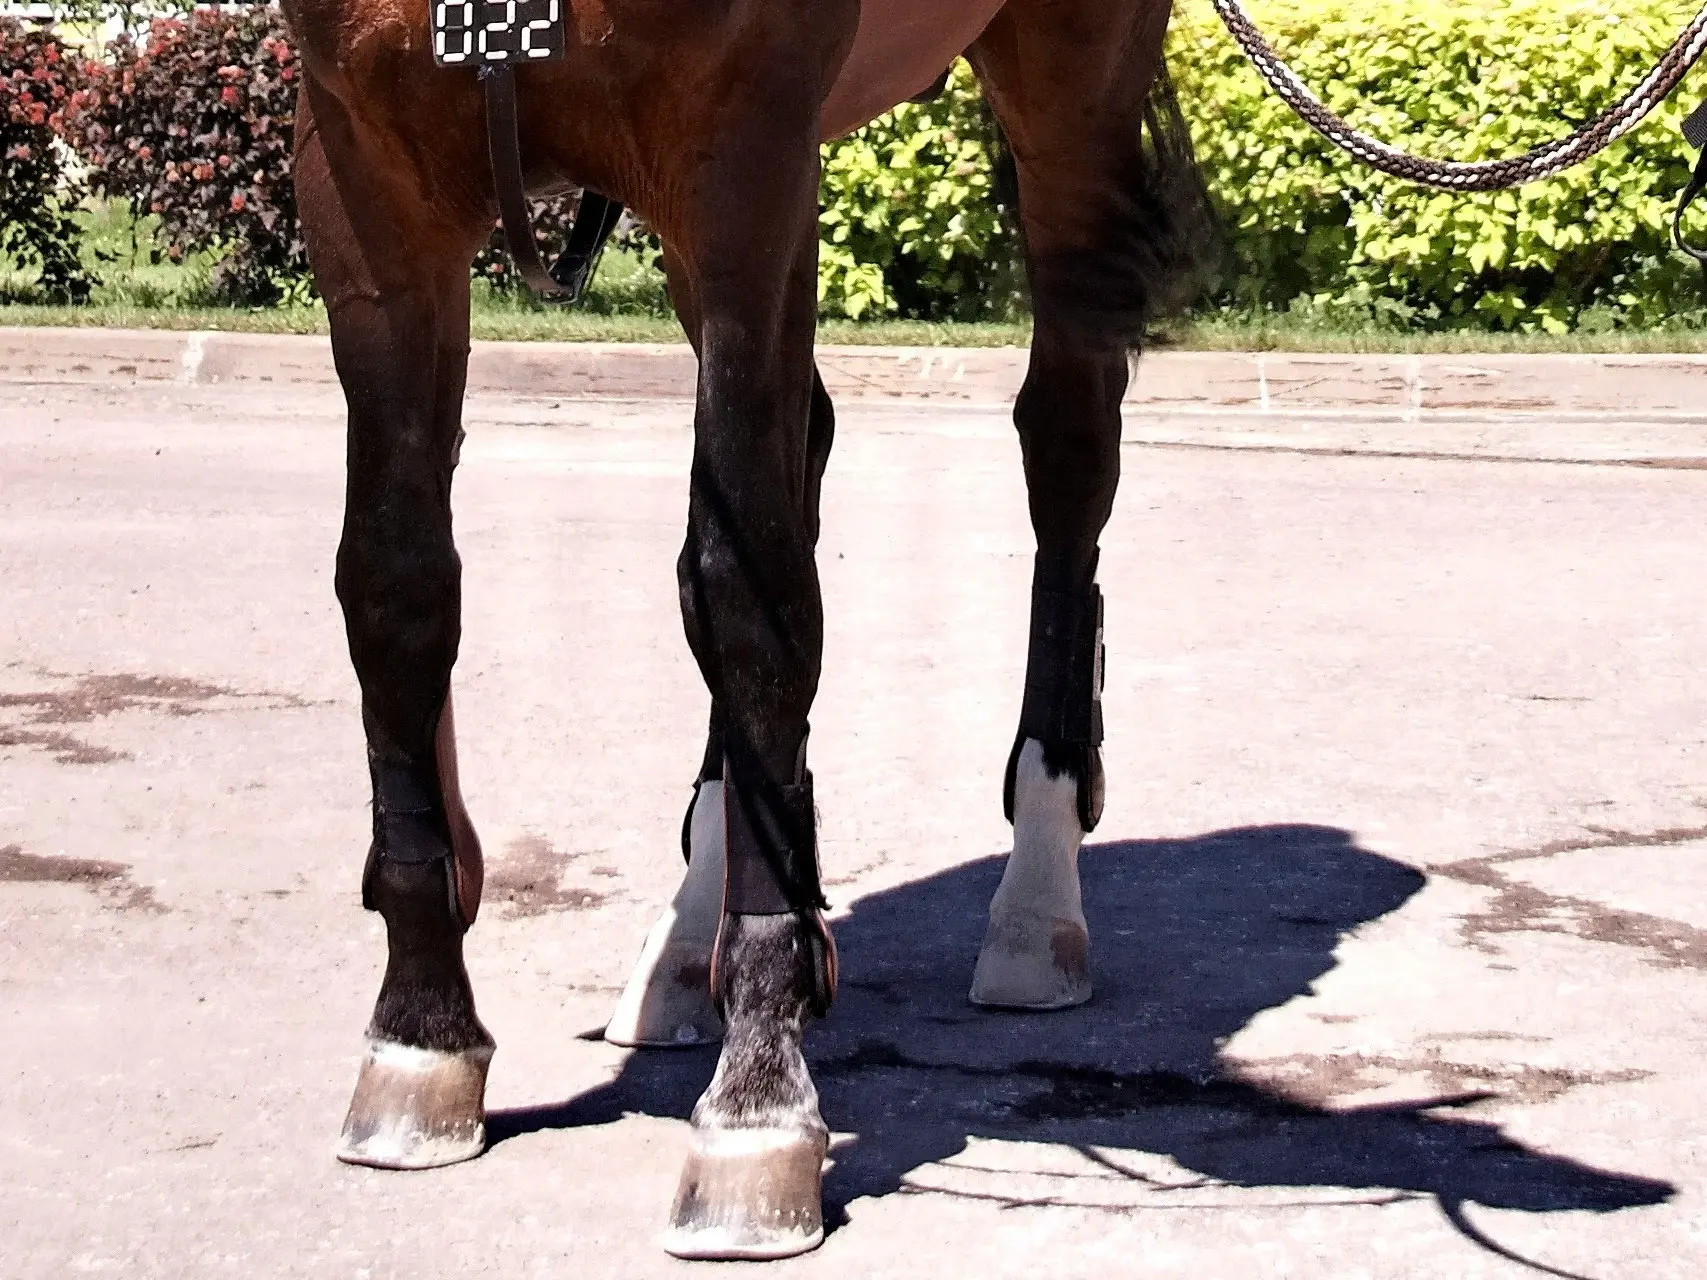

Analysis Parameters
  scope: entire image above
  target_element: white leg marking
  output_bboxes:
[970,739,1092,1009]
[605,781,727,1047]
[178,332,207,385]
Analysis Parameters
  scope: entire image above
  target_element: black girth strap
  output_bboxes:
[481,63,622,304]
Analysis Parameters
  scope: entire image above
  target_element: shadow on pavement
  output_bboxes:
[490,823,1672,1253]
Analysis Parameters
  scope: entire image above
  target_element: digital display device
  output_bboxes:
[431,0,567,68]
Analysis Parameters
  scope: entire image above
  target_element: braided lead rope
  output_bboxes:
[1208,0,1707,190]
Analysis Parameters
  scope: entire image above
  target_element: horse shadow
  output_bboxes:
[491,823,1672,1255]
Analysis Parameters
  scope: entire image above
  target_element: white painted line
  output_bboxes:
[178,332,207,385]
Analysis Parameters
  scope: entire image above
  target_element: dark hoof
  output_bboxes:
[335,1038,493,1170]
[662,1127,828,1260]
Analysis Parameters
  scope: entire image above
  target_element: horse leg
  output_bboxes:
[620,71,843,1259]
[294,80,494,1168]
[606,370,837,1052]
[966,0,1190,1009]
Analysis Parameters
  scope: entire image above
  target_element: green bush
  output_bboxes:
[1168,0,1707,331]
[17,1,1707,328]
[818,61,1018,320]
[1,17,91,301]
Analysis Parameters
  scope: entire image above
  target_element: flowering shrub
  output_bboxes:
[66,6,303,302]
[0,17,90,301]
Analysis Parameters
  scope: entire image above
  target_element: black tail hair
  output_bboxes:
[989,62,1223,347]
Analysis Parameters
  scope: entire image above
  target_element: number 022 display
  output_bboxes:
[431,0,567,67]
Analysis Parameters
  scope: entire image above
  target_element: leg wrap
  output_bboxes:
[1018,579,1105,747]
[1006,571,1107,834]
[722,756,824,916]
[361,749,459,923]
[716,738,836,1018]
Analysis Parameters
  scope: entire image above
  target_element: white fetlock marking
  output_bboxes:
[365,1038,493,1074]
[605,781,728,1048]
[970,739,1092,1010]
[688,1126,822,1158]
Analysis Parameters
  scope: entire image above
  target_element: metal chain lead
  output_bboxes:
[1209,0,1707,190]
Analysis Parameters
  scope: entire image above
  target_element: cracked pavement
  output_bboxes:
[2,380,1706,1277]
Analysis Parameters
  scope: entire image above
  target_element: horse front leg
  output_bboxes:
[634,91,840,1264]
[294,80,495,1169]
[606,372,837,1052]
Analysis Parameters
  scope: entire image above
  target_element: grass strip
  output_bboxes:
[4,303,1707,354]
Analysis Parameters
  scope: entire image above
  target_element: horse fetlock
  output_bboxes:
[667,1038,827,1259]
[606,782,728,1048]
[973,738,1092,1010]
[336,1037,492,1170]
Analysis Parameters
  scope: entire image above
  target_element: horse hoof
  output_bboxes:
[969,910,1092,1011]
[605,782,727,1049]
[662,1127,828,1260]
[335,1038,493,1170]
[604,911,723,1048]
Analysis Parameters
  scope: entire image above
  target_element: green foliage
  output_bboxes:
[14,1,1707,328]
[1167,0,1707,331]
[65,6,303,303]
[817,61,1018,320]
[0,16,91,301]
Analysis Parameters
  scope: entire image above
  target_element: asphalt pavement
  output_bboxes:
[3,374,1706,1278]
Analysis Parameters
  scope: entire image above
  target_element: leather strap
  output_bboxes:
[361,749,460,922]
[481,64,623,303]
[549,190,624,299]
[1675,152,1707,267]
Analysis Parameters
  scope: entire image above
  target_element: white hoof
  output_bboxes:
[605,781,727,1048]
[971,739,1092,1010]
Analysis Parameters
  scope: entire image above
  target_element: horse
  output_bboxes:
[278,0,1212,1259]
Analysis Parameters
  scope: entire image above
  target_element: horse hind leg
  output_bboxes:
[294,78,496,1168]
[966,0,1213,1009]
[606,372,837,1051]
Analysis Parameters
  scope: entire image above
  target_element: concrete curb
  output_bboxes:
[4,325,1706,420]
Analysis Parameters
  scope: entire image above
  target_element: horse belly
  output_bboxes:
[819,0,1008,139]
